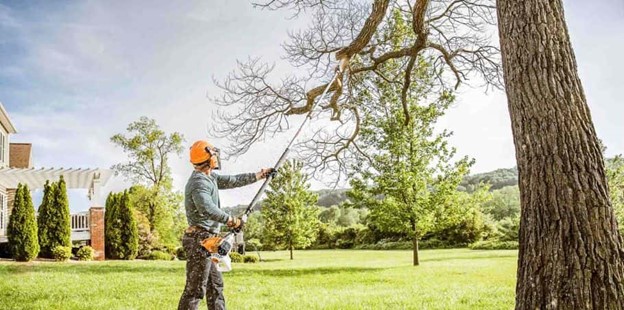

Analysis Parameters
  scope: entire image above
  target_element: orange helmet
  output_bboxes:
[190,140,221,169]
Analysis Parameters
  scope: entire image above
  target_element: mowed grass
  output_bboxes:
[0,249,517,309]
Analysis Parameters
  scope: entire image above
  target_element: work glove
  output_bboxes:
[257,168,277,180]
[227,216,244,230]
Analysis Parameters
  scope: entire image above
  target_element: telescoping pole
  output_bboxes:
[240,57,348,218]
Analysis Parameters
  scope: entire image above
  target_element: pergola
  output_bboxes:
[0,167,113,201]
[0,168,113,257]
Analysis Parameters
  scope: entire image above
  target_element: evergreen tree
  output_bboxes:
[118,191,139,260]
[37,177,72,258]
[105,192,122,259]
[54,176,72,249]
[7,184,39,261]
[37,181,57,257]
[105,191,139,259]
[261,160,319,260]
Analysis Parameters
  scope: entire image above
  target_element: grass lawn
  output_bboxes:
[0,249,517,309]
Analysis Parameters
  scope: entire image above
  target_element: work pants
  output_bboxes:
[178,231,226,310]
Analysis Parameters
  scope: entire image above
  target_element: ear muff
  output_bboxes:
[205,146,221,170]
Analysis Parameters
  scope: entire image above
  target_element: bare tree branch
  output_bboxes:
[213,0,502,180]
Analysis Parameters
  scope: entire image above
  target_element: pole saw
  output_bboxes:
[203,57,348,272]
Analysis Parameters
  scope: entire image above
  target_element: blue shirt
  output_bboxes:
[184,171,257,233]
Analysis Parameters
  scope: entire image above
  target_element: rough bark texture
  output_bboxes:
[496,0,624,309]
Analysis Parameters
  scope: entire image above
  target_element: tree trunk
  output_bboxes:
[289,242,293,260]
[496,0,624,308]
[413,237,419,266]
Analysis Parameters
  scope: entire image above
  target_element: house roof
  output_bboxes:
[0,102,17,134]
[9,143,32,169]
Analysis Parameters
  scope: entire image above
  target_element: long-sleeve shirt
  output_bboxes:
[184,170,257,233]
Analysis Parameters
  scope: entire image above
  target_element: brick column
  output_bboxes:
[89,207,105,261]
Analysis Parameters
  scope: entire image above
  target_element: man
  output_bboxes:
[178,140,274,310]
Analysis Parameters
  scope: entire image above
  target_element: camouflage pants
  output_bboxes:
[178,231,226,310]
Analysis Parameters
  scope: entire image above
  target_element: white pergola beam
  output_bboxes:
[0,168,113,201]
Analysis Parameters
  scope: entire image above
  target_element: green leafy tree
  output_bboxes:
[261,160,320,260]
[111,116,184,188]
[607,155,624,235]
[134,209,160,258]
[336,206,360,227]
[111,117,185,247]
[127,185,185,247]
[243,212,264,249]
[7,184,39,261]
[348,12,472,266]
[429,186,492,246]
[482,186,520,221]
[319,206,340,225]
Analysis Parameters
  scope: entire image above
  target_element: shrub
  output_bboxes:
[493,217,519,242]
[230,252,244,263]
[52,245,72,262]
[76,246,94,261]
[134,210,161,258]
[243,254,259,263]
[245,238,262,251]
[161,245,178,256]
[314,224,341,249]
[469,240,519,250]
[145,250,174,260]
[354,227,376,245]
[336,239,354,249]
[0,243,11,259]
[176,247,187,260]
[355,240,413,250]
[431,208,488,247]
[7,184,39,261]
[419,238,465,249]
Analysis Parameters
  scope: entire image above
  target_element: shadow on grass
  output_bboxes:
[233,267,384,277]
[260,258,285,263]
[421,252,517,263]
[2,262,389,280]
[230,266,386,277]
[1,262,182,276]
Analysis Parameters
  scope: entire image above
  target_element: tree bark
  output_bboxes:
[413,237,419,266]
[496,0,624,308]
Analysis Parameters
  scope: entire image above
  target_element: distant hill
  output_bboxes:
[223,168,523,212]
[315,189,350,207]
[223,188,350,214]
[459,167,518,192]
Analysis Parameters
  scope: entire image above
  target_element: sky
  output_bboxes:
[0,0,623,211]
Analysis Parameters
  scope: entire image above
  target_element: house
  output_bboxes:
[0,102,112,260]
